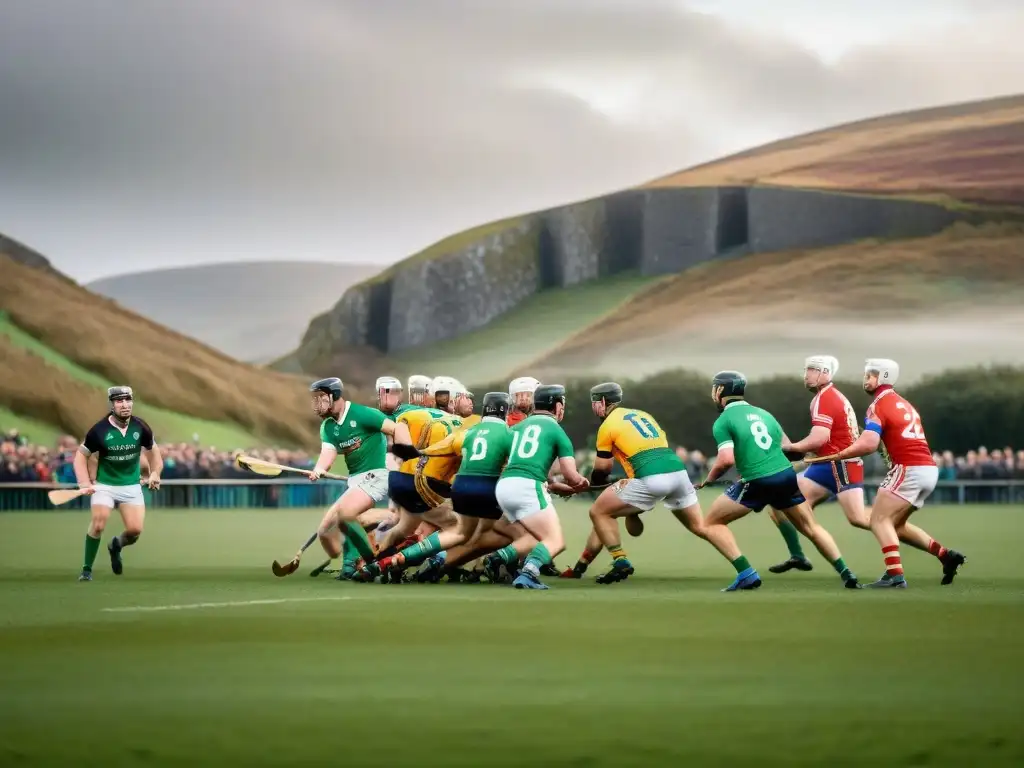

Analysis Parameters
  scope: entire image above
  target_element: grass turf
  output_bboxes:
[1,499,1022,767]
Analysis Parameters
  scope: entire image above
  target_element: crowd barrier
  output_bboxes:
[1,478,1023,511]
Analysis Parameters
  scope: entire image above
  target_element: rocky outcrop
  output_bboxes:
[294,186,996,366]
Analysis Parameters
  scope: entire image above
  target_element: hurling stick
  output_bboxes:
[236,455,347,481]
[48,488,86,506]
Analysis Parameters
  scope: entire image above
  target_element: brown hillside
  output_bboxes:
[0,253,337,446]
[525,223,1024,382]
[643,95,1024,205]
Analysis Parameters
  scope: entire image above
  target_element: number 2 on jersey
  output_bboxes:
[895,402,925,439]
[625,413,659,439]
[510,424,541,458]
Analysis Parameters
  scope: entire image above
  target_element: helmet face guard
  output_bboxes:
[108,386,134,422]
[310,378,343,417]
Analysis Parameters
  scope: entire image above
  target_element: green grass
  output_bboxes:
[1,499,1022,766]
[0,406,63,444]
[0,314,266,448]
[394,272,662,382]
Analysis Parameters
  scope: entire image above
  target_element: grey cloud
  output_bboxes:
[0,0,1021,282]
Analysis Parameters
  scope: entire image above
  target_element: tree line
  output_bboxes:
[468,366,1024,456]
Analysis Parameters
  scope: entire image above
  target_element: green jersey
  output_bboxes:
[712,401,792,481]
[500,414,575,483]
[320,402,389,475]
[458,417,513,478]
[82,416,155,486]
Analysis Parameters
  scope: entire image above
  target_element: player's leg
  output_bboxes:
[588,480,645,584]
[512,504,565,591]
[80,491,114,580]
[108,487,146,576]
[835,462,870,531]
[414,513,480,582]
[777,502,860,588]
[320,474,383,565]
[768,469,829,573]
[702,485,761,591]
[376,500,460,575]
[562,526,603,579]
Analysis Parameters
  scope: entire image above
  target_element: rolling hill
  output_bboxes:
[308,95,1024,385]
[88,261,380,364]
[0,248,339,449]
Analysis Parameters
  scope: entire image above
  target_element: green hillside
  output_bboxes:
[0,314,264,447]
[392,272,660,382]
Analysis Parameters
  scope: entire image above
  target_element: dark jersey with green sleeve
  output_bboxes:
[319,402,389,475]
[712,401,791,481]
[458,417,513,478]
[82,416,154,486]
[501,414,575,483]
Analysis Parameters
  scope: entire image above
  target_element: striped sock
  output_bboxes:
[882,545,904,577]
[607,545,627,561]
[580,548,597,565]
[927,539,948,560]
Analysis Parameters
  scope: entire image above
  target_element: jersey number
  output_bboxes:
[750,421,772,450]
[625,413,659,439]
[469,430,490,461]
[510,425,541,459]
[895,402,925,439]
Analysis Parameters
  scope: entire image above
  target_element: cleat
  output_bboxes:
[768,556,813,574]
[415,556,446,583]
[78,569,92,582]
[940,550,966,585]
[844,577,863,589]
[334,566,357,581]
[595,558,634,585]
[483,555,503,583]
[539,563,561,578]
[462,569,482,584]
[868,574,907,588]
[722,567,762,592]
[513,570,549,590]
[108,537,123,576]
[560,567,583,579]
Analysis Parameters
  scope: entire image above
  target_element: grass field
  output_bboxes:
[1,498,1022,767]
[394,272,659,383]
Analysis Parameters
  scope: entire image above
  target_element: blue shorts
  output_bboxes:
[387,471,450,515]
[800,461,864,496]
[451,475,502,520]
[726,468,805,512]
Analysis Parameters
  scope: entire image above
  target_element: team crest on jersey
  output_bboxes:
[105,432,115,441]
[133,432,140,439]
[350,421,357,428]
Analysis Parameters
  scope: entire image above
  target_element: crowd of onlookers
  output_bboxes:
[4,428,1024,490]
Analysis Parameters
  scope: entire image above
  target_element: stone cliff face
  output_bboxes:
[295,186,991,369]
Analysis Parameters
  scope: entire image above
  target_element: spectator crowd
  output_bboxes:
[4,428,1024,501]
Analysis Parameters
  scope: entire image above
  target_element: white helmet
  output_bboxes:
[430,376,469,397]
[864,358,899,386]
[804,355,839,380]
[509,376,540,396]
[375,376,402,391]
[407,375,431,394]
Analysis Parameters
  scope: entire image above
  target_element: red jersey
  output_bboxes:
[809,383,861,463]
[864,388,935,467]
[506,410,527,427]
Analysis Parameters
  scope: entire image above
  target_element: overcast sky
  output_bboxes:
[1,0,1022,283]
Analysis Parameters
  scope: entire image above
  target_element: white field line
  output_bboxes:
[101,596,351,613]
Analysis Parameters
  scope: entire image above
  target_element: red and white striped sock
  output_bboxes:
[927,539,948,560]
[882,544,904,578]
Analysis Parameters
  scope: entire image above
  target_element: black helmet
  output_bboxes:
[533,384,566,412]
[310,377,343,401]
[107,385,133,402]
[712,371,746,400]
[481,392,510,420]
[590,382,623,404]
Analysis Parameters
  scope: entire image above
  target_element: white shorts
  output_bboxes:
[879,464,938,508]
[344,470,389,504]
[496,477,555,523]
[614,470,698,512]
[92,483,144,508]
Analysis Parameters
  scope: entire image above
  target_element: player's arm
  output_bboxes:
[381,416,419,460]
[809,411,882,463]
[74,426,103,493]
[700,420,734,487]
[554,432,588,490]
[420,431,458,457]
[590,419,615,486]
[139,421,163,490]
[310,421,338,481]
[783,426,831,455]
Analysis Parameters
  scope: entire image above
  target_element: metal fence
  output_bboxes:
[1,478,1023,512]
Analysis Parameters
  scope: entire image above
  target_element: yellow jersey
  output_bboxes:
[595,407,685,479]
[396,407,456,474]
[417,415,477,483]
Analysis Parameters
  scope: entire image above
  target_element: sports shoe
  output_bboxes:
[768,556,813,574]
